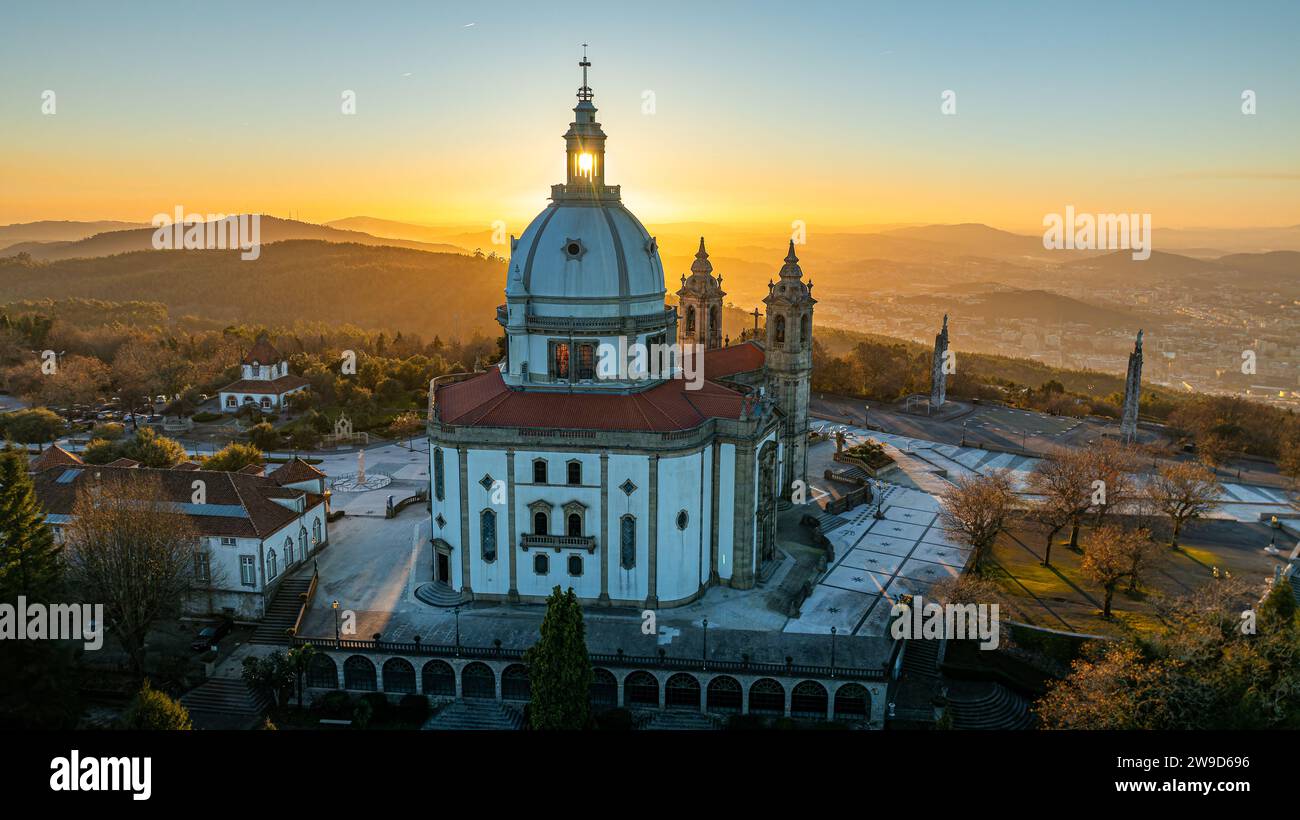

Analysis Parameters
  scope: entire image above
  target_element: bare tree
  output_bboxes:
[1081,523,1149,618]
[1144,461,1220,549]
[940,469,1014,571]
[63,472,200,678]
[1085,439,1139,524]
[1026,450,1092,565]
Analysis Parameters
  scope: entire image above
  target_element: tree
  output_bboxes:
[522,586,593,730]
[0,445,62,600]
[63,472,200,677]
[241,651,294,710]
[81,428,188,468]
[1084,439,1138,524]
[248,422,280,451]
[122,680,192,730]
[1025,450,1092,565]
[286,644,317,709]
[1,408,63,449]
[203,442,264,472]
[1144,461,1220,549]
[1036,642,1173,729]
[939,470,1014,571]
[388,411,423,446]
[1196,434,1230,472]
[1080,523,1146,618]
[1277,432,1300,489]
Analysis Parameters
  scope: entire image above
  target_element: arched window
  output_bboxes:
[567,513,581,537]
[501,664,530,701]
[266,548,278,580]
[534,553,549,575]
[706,676,742,714]
[461,662,495,699]
[774,315,786,345]
[624,671,659,706]
[480,509,497,563]
[567,555,583,576]
[422,660,456,696]
[567,461,582,485]
[343,656,376,691]
[313,518,322,545]
[800,313,809,345]
[306,654,337,689]
[590,668,617,706]
[620,515,636,570]
[298,526,307,557]
[382,658,416,694]
[433,448,445,500]
[532,459,547,484]
[283,536,293,566]
[709,305,720,335]
[833,683,871,721]
[790,680,829,718]
[749,678,785,716]
[534,510,548,535]
[665,673,701,709]
[686,305,696,333]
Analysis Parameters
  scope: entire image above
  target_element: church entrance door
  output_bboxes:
[436,553,450,583]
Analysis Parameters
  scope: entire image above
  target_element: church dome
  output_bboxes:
[506,200,665,305]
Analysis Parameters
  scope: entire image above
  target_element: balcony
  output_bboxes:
[519,533,597,553]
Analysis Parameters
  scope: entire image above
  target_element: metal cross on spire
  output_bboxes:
[578,43,593,101]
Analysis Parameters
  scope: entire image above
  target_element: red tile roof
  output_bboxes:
[29,445,83,471]
[436,368,750,432]
[33,465,323,539]
[270,457,327,485]
[702,341,766,380]
[219,374,311,395]
[241,335,284,366]
[105,457,141,468]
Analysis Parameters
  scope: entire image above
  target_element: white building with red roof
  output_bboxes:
[218,334,310,411]
[427,59,814,609]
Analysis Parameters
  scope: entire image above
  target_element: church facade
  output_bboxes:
[427,60,814,608]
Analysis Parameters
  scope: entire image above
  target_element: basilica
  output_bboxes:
[427,59,815,608]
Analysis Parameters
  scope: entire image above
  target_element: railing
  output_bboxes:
[290,636,888,682]
[288,562,320,638]
[519,533,597,553]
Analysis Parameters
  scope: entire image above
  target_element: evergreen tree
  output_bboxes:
[523,586,593,730]
[122,680,192,730]
[0,445,62,601]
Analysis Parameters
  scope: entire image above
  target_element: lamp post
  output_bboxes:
[454,605,461,655]
[830,626,837,677]
[332,600,340,644]
[961,419,968,447]
[863,405,869,428]
[702,618,709,670]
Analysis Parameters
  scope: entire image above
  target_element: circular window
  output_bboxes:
[676,510,689,530]
[566,242,582,257]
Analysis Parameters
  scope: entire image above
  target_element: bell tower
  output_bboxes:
[763,240,816,498]
[675,237,725,351]
[562,45,608,193]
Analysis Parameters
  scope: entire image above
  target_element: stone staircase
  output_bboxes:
[414,581,465,608]
[250,577,312,645]
[901,639,941,680]
[180,677,270,730]
[422,700,524,730]
[946,681,1034,730]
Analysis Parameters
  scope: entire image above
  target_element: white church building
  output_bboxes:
[219,335,310,411]
[427,58,815,609]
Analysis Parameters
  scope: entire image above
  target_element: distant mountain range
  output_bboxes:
[0,216,468,261]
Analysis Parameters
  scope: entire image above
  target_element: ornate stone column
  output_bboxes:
[457,446,472,596]
[645,453,659,608]
[599,451,610,604]
[506,448,518,602]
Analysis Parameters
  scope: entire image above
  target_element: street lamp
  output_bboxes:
[454,605,461,654]
[961,420,968,447]
[702,618,709,670]
[830,626,837,677]
[863,405,869,428]
[332,600,340,644]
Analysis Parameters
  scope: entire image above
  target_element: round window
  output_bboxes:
[566,241,582,257]
[676,510,689,530]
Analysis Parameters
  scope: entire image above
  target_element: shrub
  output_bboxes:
[122,680,192,730]
[192,411,223,423]
[397,693,430,724]
[360,692,391,723]
[351,698,373,729]
[594,707,634,731]
[313,690,353,719]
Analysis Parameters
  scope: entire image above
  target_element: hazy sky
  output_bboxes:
[1,0,1297,231]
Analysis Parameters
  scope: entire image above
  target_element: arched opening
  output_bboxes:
[800,313,809,345]
[382,658,416,694]
[532,459,547,484]
[748,678,785,716]
[306,654,338,689]
[664,673,701,710]
[590,668,617,707]
[623,671,659,707]
[343,655,377,692]
[533,510,548,535]
[790,680,829,719]
[501,664,531,701]
[421,660,456,696]
[567,513,581,537]
[686,305,696,333]
[461,662,495,699]
[774,315,786,345]
[620,515,636,569]
[706,676,742,714]
[834,683,870,722]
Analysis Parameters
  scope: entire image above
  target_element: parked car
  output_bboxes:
[190,620,233,652]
